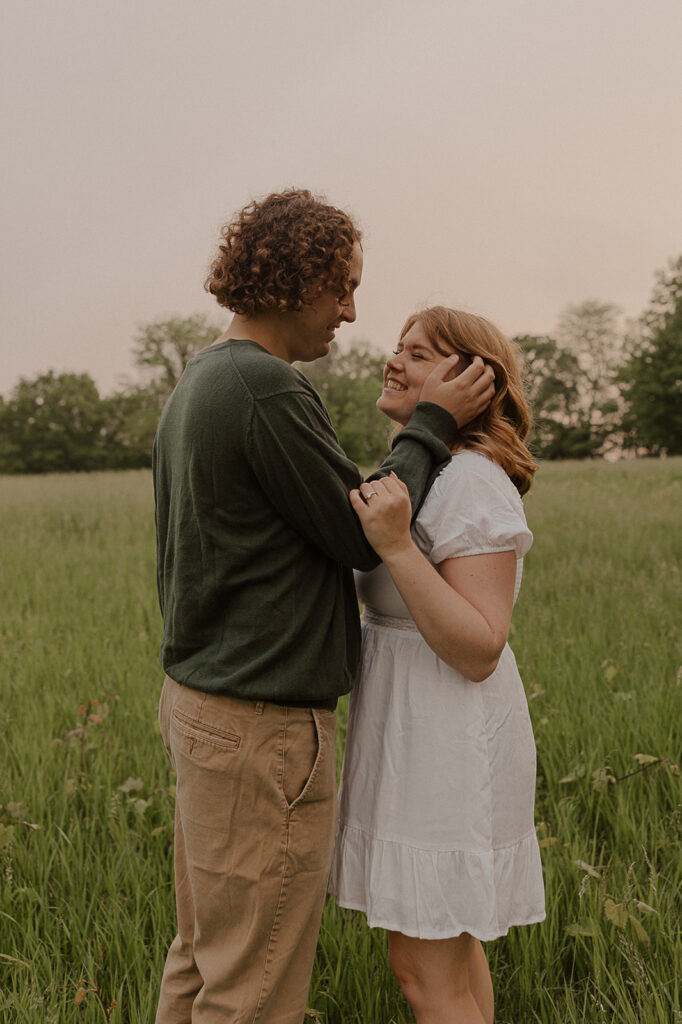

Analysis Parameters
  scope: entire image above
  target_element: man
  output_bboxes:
[153,188,494,1023]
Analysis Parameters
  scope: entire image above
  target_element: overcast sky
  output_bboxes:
[2,0,681,396]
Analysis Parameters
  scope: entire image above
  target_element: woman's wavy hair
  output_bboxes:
[401,307,536,495]
[204,189,361,315]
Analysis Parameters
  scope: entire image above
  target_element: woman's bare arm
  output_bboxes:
[351,473,516,681]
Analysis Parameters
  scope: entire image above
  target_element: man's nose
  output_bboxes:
[341,297,357,323]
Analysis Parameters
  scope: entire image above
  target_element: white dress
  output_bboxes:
[329,451,546,941]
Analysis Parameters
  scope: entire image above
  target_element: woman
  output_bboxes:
[329,307,545,1024]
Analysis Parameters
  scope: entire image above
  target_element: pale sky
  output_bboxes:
[2,0,681,396]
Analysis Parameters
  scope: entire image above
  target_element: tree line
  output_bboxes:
[1,257,680,474]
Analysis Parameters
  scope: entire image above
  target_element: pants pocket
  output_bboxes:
[282,710,319,810]
[158,676,174,762]
[170,706,242,772]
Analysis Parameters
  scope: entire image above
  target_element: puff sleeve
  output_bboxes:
[413,451,533,565]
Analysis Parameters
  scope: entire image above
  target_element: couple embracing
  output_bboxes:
[153,189,545,1024]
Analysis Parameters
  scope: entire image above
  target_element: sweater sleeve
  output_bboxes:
[248,390,455,571]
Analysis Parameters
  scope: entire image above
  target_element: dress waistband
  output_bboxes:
[362,607,419,632]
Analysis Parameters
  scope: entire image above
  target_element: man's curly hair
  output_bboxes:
[204,189,362,315]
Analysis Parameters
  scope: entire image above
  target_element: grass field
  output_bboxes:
[0,459,680,1023]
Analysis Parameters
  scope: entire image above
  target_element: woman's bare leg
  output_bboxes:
[468,939,494,1024]
[388,931,492,1024]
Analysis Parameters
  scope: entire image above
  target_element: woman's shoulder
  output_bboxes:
[430,450,521,505]
[414,448,532,562]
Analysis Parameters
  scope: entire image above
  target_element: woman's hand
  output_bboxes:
[349,472,413,559]
[351,472,516,681]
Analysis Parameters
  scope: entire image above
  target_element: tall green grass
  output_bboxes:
[0,461,680,1023]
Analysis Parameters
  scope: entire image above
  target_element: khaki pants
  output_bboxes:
[156,676,337,1024]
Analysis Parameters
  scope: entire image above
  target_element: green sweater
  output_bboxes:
[153,339,455,705]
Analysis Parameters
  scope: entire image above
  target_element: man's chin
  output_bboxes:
[297,341,331,363]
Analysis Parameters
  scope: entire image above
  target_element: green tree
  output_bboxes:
[0,396,20,470]
[514,334,592,458]
[110,313,223,468]
[299,341,391,466]
[619,255,682,455]
[132,314,220,393]
[0,372,107,473]
[555,300,624,454]
[98,386,165,469]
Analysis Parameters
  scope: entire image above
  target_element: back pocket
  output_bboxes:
[171,707,241,758]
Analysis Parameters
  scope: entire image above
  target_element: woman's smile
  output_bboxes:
[376,321,447,424]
